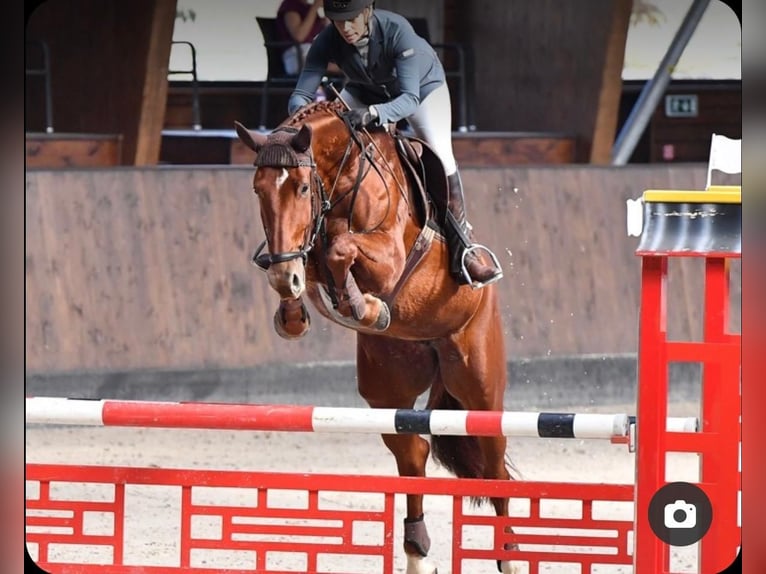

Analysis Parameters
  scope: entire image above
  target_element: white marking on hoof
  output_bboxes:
[406,554,437,574]
[500,560,524,574]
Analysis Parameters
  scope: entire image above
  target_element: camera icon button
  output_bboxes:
[648,482,712,546]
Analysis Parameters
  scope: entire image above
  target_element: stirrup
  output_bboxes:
[460,244,503,289]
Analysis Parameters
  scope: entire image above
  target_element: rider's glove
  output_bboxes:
[342,106,378,130]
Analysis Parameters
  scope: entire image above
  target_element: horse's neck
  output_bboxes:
[305,120,423,238]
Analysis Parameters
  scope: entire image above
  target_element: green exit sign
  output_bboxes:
[665,94,698,118]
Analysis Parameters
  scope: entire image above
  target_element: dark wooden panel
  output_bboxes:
[451,133,575,166]
[25,166,740,374]
[26,134,122,168]
[449,0,618,161]
[650,86,742,162]
[25,0,177,165]
[160,134,233,165]
[165,86,289,132]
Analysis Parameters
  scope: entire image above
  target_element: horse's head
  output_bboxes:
[235,120,319,299]
[237,100,409,308]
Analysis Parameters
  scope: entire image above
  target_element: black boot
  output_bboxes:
[445,171,503,288]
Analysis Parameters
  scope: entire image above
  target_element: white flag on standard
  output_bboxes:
[706,133,741,189]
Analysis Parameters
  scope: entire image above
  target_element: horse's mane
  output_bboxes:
[284,100,345,128]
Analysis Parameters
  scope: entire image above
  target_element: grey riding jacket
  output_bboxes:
[287,10,446,125]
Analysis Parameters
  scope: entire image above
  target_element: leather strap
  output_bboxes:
[383,220,437,307]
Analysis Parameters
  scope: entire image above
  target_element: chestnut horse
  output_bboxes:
[235,100,516,574]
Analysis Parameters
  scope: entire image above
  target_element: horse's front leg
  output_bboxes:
[266,260,312,339]
[356,335,438,574]
[382,434,437,574]
[326,232,399,328]
[272,296,311,339]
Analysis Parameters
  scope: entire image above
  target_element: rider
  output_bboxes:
[286,0,503,288]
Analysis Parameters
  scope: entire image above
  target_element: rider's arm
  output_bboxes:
[370,24,431,125]
[371,47,421,125]
[287,29,333,115]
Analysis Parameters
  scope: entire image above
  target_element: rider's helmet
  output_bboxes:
[324,0,375,21]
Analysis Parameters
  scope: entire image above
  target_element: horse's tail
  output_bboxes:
[426,378,485,483]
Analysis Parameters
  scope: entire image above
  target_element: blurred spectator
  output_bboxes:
[276,0,329,75]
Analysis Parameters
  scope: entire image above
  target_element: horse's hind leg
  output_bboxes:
[356,334,439,574]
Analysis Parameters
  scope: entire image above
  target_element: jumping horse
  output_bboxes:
[235,99,517,574]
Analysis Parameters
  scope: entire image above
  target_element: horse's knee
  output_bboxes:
[379,434,430,476]
[327,234,358,264]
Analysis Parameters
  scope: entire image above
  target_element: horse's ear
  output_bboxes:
[234,121,267,152]
[290,124,312,153]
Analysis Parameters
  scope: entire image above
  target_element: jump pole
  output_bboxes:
[25,396,698,441]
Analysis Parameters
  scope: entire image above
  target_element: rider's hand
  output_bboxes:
[342,107,377,130]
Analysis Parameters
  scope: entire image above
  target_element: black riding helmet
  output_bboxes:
[324,0,375,21]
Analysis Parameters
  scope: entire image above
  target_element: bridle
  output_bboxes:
[250,126,330,271]
[250,121,397,271]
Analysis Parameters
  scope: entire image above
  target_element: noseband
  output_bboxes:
[250,127,331,271]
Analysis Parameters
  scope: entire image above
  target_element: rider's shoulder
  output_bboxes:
[375,10,426,49]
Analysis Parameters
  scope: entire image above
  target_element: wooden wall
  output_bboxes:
[25,165,740,374]
[25,0,176,165]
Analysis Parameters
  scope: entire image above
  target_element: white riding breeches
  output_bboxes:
[339,81,458,176]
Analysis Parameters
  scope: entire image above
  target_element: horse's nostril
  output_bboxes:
[292,273,302,290]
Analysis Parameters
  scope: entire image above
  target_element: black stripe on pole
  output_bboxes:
[394,410,431,434]
[537,413,576,438]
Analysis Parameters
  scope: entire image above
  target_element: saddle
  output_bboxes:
[390,129,450,235]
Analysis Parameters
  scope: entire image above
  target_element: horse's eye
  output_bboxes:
[299,183,310,196]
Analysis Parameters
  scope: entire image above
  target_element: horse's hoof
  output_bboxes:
[374,300,391,330]
[498,561,522,574]
[359,295,390,331]
[405,554,437,574]
[273,300,311,339]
